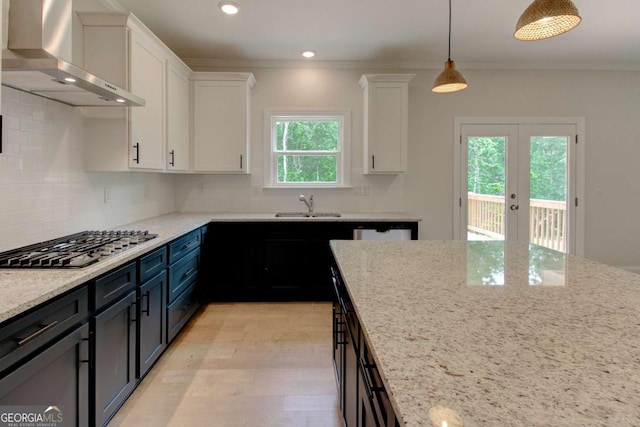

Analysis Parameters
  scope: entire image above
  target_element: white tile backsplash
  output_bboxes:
[0,87,176,252]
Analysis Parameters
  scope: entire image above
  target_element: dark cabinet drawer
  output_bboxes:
[167,248,200,304]
[93,262,137,311]
[168,230,200,264]
[139,246,167,283]
[0,286,88,374]
[167,284,199,342]
[0,323,90,427]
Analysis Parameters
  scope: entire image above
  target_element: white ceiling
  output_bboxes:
[103,0,640,69]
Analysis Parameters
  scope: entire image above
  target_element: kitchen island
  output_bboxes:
[330,240,640,427]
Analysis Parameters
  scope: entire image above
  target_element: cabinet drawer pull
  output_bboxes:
[240,154,243,170]
[16,321,59,347]
[181,241,196,251]
[372,154,375,169]
[169,149,175,167]
[181,268,195,280]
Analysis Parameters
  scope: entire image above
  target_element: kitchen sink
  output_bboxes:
[275,212,341,218]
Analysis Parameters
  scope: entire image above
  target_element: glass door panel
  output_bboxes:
[520,124,574,253]
[467,136,506,241]
[462,124,518,242]
[460,123,575,254]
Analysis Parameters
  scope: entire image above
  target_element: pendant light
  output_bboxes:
[514,0,581,41]
[432,0,467,93]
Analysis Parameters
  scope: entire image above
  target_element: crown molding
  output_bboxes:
[183,57,640,72]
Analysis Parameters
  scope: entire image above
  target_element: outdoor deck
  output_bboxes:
[467,193,567,252]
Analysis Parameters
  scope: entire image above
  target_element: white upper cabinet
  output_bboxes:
[80,12,191,172]
[129,30,165,170]
[359,74,414,174]
[191,73,255,173]
[166,60,190,171]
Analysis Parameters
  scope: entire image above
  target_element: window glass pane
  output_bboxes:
[275,120,339,151]
[277,155,337,183]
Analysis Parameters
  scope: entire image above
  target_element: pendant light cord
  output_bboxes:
[447,0,452,61]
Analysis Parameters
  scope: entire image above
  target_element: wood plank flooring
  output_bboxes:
[109,302,342,427]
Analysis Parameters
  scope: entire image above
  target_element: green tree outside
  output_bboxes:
[276,120,339,183]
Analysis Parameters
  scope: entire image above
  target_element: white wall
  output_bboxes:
[1,62,638,268]
[176,67,405,214]
[0,87,176,252]
[180,65,640,268]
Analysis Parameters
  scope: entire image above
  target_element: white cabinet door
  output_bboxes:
[166,61,189,171]
[192,79,251,173]
[129,31,165,170]
[360,74,414,174]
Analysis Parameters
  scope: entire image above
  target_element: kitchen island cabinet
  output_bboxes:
[330,240,640,427]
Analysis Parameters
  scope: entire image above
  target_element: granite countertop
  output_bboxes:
[0,211,419,325]
[330,240,640,427]
[207,212,421,222]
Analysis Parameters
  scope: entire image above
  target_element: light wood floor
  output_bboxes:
[109,302,342,427]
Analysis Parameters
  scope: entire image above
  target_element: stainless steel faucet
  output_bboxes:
[299,194,314,213]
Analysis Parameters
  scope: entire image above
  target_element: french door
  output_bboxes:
[456,122,580,254]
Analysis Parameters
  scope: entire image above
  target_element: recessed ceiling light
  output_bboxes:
[63,77,77,83]
[219,1,239,15]
[302,50,316,59]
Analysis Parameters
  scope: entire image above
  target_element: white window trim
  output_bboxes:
[453,116,586,257]
[263,110,351,188]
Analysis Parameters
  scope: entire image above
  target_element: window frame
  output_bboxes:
[264,110,351,188]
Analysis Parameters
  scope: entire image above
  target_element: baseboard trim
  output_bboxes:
[619,266,640,275]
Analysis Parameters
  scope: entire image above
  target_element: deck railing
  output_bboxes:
[467,193,567,252]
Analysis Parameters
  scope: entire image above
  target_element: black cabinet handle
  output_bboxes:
[80,336,91,365]
[133,143,140,164]
[240,154,243,170]
[16,321,58,347]
[372,154,375,169]
[169,149,175,167]
[130,302,137,323]
[140,290,151,316]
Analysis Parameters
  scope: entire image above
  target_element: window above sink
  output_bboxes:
[264,110,351,188]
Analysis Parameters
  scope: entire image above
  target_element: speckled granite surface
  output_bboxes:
[207,212,421,222]
[0,212,418,325]
[330,240,640,427]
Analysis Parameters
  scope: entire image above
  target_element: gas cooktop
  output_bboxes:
[0,230,157,268]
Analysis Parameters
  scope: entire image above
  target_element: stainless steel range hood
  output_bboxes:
[2,0,144,107]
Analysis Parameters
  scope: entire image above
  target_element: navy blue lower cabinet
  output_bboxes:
[167,283,199,343]
[137,270,167,379]
[0,323,90,427]
[92,290,137,427]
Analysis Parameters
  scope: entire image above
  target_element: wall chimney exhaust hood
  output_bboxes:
[2,0,144,107]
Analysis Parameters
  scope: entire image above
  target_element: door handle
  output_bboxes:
[510,204,520,210]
